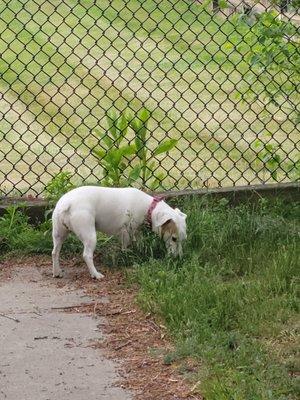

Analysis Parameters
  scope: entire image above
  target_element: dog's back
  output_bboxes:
[53,186,152,235]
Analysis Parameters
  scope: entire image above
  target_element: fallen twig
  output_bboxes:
[122,310,136,315]
[0,312,20,323]
[93,302,98,315]
[32,311,42,316]
[51,303,94,310]
[102,309,123,316]
[147,320,160,331]
[189,380,202,395]
[114,340,132,351]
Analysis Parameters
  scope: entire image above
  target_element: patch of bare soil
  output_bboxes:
[0,255,202,400]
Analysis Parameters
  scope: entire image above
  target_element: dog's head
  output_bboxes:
[152,205,187,257]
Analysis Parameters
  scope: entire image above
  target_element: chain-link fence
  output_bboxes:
[0,0,299,196]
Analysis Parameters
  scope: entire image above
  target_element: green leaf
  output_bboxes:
[93,128,103,138]
[149,171,166,189]
[135,136,144,153]
[138,126,147,142]
[271,170,278,180]
[250,55,261,66]
[224,42,234,50]
[125,110,134,123]
[198,0,212,11]
[109,168,121,185]
[148,160,156,171]
[101,134,113,148]
[155,171,166,181]
[154,139,177,156]
[267,158,278,169]
[128,165,142,181]
[137,108,150,124]
[273,154,281,163]
[253,139,262,149]
[130,117,142,133]
[106,149,122,167]
[131,117,148,143]
[120,144,136,157]
[92,148,106,159]
[106,111,117,139]
[218,0,228,10]
[119,161,127,169]
[145,161,157,179]
[234,90,242,100]
[265,143,277,152]
[262,153,272,163]
[116,114,128,137]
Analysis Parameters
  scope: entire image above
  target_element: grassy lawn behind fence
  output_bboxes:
[1,0,298,193]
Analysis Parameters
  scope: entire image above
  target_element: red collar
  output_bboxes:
[146,196,164,227]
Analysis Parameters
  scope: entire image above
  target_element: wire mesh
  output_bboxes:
[0,0,299,196]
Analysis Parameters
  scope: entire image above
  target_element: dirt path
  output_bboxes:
[0,257,201,399]
[0,265,132,400]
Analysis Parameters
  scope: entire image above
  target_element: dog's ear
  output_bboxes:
[151,211,174,233]
[153,216,176,238]
[161,219,177,236]
[174,208,187,219]
[161,219,173,232]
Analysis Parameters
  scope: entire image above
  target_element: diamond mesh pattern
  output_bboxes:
[0,0,299,196]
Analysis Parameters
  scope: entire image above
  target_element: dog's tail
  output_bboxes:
[52,203,71,233]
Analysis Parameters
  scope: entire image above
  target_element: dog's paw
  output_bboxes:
[91,272,104,280]
[53,270,64,278]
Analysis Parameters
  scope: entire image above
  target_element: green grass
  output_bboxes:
[0,0,298,194]
[132,197,300,399]
[0,195,299,398]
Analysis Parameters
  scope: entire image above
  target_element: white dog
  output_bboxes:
[52,186,187,279]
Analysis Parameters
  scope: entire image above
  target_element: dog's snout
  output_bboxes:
[166,240,183,258]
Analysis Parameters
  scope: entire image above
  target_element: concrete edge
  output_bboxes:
[0,182,299,224]
[159,182,300,200]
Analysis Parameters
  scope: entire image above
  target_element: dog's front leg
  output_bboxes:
[82,234,104,280]
[120,227,132,251]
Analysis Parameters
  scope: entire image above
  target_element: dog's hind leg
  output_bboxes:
[52,220,68,278]
[70,212,104,280]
